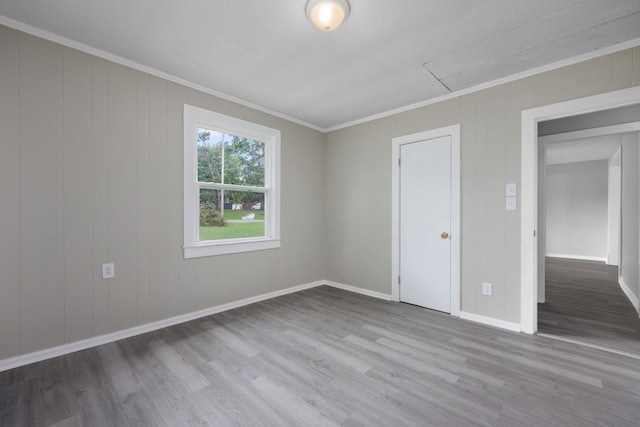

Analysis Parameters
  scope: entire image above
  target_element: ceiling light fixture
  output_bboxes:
[306,0,350,32]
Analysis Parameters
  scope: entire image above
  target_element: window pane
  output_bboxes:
[225,136,265,187]
[199,190,265,241]
[197,127,223,183]
[199,189,224,237]
[197,129,265,187]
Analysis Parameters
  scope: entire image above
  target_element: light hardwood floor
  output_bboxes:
[2,285,640,426]
[539,257,640,356]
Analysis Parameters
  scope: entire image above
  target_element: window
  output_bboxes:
[183,104,281,258]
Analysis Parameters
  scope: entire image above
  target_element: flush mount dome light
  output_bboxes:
[306,0,350,32]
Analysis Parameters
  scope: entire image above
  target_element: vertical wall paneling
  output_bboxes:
[63,49,94,343]
[179,259,198,314]
[475,90,490,316]
[194,257,219,312]
[217,252,261,303]
[613,50,634,90]
[535,69,564,106]
[147,77,170,321]
[166,83,183,316]
[92,58,111,335]
[577,56,614,98]
[485,86,507,320]
[325,128,352,287]
[0,26,327,362]
[107,64,138,331]
[634,47,640,86]
[177,88,202,313]
[275,126,297,285]
[354,120,392,293]
[136,73,151,325]
[504,77,536,322]
[0,26,21,358]
[278,125,326,287]
[561,65,579,100]
[18,35,65,353]
[459,93,477,313]
[3,23,639,361]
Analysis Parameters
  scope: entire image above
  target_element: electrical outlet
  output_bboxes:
[102,263,115,279]
[482,282,493,296]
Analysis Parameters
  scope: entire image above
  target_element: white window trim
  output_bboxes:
[183,104,281,258]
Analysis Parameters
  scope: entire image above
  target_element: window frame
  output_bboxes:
[183,104,281,258]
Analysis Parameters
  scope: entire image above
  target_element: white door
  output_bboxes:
[400,136,451,312]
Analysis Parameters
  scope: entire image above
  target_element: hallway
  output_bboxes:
[538,257,640,356]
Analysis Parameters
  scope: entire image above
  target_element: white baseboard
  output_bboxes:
[546,253,607,262]
[324,280,392,301]
[459,311,522,332]
[0,280,324,373]
[618,276,640,315]
[1,279,519,372]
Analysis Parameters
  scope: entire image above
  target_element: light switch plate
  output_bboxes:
[506,183,517,197]
[482,282,493,296]
[506,196,517,211]
[102,263,115,279]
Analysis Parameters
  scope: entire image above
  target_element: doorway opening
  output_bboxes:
[536,113,640,355]
[521,86,640,354]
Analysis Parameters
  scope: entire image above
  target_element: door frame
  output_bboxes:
[391,124,461,316]
[520,86,640,334]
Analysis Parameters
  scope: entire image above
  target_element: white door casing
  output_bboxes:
[520,86,640,334]
[391,125,460,316]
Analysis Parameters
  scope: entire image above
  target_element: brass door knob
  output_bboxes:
[441,232,449,239]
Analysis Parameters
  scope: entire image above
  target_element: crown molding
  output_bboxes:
[325,37,640,132]
[2,15,639,134]
[0,15,325,133]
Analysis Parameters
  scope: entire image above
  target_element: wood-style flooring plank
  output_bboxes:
[539,257,640,355]
[1,285,640,426]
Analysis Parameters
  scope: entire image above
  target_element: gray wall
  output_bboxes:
[0,26,326,359]
[2,24,640,360]
[545,160,609,259]
[326,50,640,323]
[621,134,640,302]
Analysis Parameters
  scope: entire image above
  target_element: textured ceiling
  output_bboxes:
[1,0,640,130]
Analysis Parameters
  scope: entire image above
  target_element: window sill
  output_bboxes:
[184,238,281,259]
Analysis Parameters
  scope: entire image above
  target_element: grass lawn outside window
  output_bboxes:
[200,210,265,240]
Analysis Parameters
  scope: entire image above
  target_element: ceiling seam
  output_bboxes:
[423,66,452,93]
